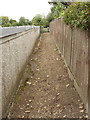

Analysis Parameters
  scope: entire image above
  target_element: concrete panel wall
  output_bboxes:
[0,26,38,37]
[0,27,40,119]
[50,18,89,113]
[0,45,2,119]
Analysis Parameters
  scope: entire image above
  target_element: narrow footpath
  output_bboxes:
[8,33,87,118]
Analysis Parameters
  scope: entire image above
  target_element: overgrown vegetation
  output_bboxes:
[49,2,90,30]
[0,2,90,30]
[51,3,65,19]
[63,2,90,30]
[31,13,55,28]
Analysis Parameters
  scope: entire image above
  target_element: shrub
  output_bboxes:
[63,2,90,30]
[51,3,65,19]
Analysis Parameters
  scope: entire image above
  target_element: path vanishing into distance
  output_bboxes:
[7,33,87,119]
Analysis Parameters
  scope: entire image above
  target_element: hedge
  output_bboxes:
[63,2,90,30]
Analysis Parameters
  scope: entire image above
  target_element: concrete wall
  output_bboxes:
[50,18,89,114]
[0,44,2,119]
[0,27,40,119]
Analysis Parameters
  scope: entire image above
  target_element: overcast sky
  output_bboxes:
[0,0,51,21]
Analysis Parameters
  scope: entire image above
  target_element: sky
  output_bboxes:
[0,0,51,21]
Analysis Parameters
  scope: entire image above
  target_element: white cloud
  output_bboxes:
[0,0,51,21]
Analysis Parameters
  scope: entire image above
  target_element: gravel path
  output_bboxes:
[8,33,87,119]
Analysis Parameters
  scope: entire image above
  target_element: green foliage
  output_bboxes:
[63,2,90,30]
[40,18,49,27]
[12,22,19,26]
[51,3,65,19]
[0,4,65,28]
[46,12,54,23]
[32,14,50,27]
[9,19,17,24]
[32,14,43,26]
[19,17,26,26]
[19,17,31,26]
[9,19,18,26]
[40,27,49,33]
[0,16,32,27]
[0,16,9,27]
[4,22,12,27]
[31,3,65,28]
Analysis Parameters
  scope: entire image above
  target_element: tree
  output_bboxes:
[32,14,43,26]
[4,22,12,27]
[28,20,32,25]
[24,19,32,25]
[19,17,26,26]
[0,16,10,27]
[46,12,54,23]
[9,19,17,24]
[40,18,49,28]
[19,17,31,26]
[9,19,19,26]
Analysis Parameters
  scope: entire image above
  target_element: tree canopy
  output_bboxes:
[0,16,10,27]
[31,13,54,27]
[19,17,31,26]
[0,16,32,27]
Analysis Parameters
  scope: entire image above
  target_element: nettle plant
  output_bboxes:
[63,2,90,30]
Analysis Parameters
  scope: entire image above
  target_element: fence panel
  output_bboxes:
[50,18,89,111]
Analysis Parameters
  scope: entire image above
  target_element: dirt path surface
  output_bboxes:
[8,33,87,119]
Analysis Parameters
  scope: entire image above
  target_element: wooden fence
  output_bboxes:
[50,18,90,115]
